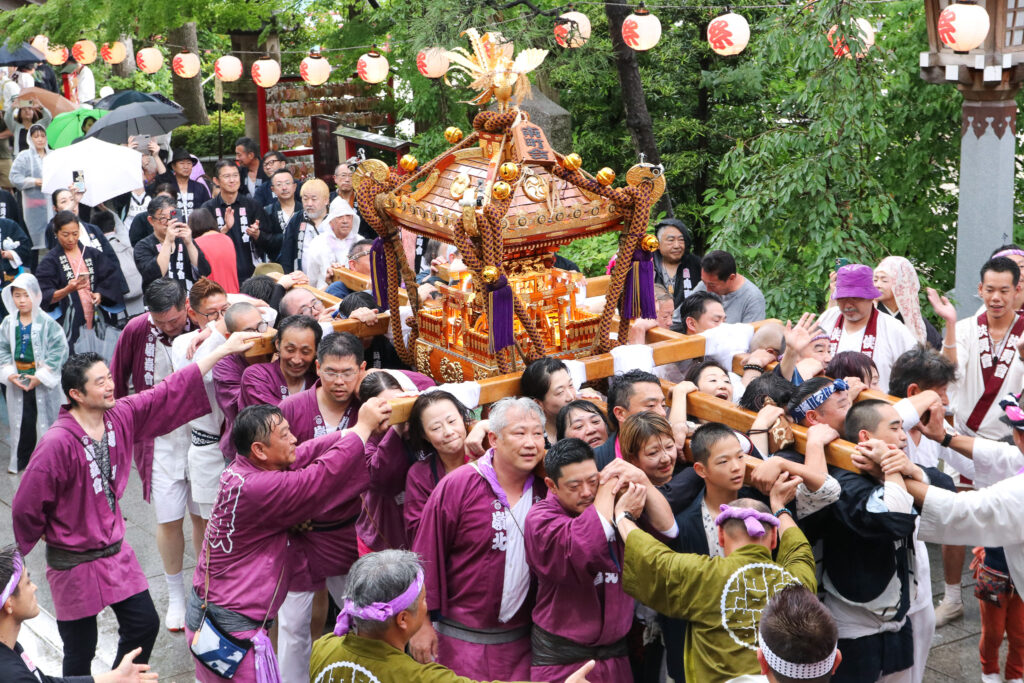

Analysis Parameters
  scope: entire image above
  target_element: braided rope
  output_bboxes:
[548,164,656,353]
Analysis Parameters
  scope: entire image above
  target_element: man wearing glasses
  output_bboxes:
[133,195,211,292]
[263,169,304,272]
[279,286,336,323]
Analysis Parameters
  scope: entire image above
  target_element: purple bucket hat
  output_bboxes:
[832,264,882,300]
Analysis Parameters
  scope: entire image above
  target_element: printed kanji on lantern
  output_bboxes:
[555,10,592,48]
[101,41,127,65]
[938,2,990,52]
[622,6,662,51]
[252,57,281,88]
[214,55,243,81]
[358,51,390,84]
[136,47,164,74]
[172,51,201,79]
[827,18,875,58]
[46,46,68,66]
[417,47,449,78]
[72,40,97,65]
[707,13,750,56]
[301,49,331,86]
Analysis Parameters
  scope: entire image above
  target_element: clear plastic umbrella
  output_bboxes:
[41,138,143,207]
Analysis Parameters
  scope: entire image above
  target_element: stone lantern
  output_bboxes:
[921,0,1024,312]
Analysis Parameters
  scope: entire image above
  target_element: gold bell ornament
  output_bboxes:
[596,167,616,186]
[492,181,512,201]
[499,163,520,182]
[561,153,582,172]
[399,154,419,172]
[445,127,464,144]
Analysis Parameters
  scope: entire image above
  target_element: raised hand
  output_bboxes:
[926,287,957,326]
[784,312,819,356]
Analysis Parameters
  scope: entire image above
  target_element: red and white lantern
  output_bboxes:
[555,11,592,48]
[30,35,48,53]
[252,57,281,88]
[827,18,875,58]
[357,51,389,84]
[300,49,331,86]
[72,40,97,65]
[214,55,243,82]
[136,47,164,74]
[707,13,750,56]
[101,41,127,65]
[172,51,201,78]
[416,47,449,78]
[938,2,990,52]
[46,46,68,66]
[622,8,662,51]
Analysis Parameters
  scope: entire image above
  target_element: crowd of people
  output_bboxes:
[0,74,1023,683]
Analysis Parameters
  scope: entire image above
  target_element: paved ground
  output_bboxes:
[0,412,1003,682]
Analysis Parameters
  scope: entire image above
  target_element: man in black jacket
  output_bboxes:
[201,160,279,282]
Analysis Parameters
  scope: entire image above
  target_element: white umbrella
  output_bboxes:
[42,137,143,207]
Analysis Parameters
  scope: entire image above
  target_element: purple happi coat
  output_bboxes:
[525,493,634,683]
[238,360,316,409]
[212,353,248,462]
[110,312,193,501]
[356,370,436,552]
[189,430,371,682]
[279,386,362,592]
[12,364,209,621]
[412,462,546,679]
[404,455,448,545]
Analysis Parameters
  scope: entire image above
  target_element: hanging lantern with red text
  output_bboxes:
[101,41,127,65]
[622,6,662,51]
[827,18,876,58]
[938,1,990,52]
[357,51,390,84]
[72,40,97,65]
[172,51,201,79]
[416,47,449,78]
[301,48,332,86]
[46,46,68,66]
[136,47,164,73]
[252,57,281,88]
[707,13,750,55]
[214,55,243,82]
[555,11,592,48]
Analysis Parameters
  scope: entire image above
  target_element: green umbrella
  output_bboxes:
[46,109,109,149]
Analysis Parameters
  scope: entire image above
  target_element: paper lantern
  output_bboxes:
[827,18,876,58]
[252,57,281,88]
[416,47,449,79]
[31,35,48,53]
[707,13,750,56]
[214,55,243,82]
[357,51,389,84]
[101,41,127,65]
[136,47,163,74]
[622,8,662,51]
[300,49,331,86]
[938,2,990,52]
[555,11,592,48]
[72,40,97,65]
[46,46,68,66]
[172,51,201,78]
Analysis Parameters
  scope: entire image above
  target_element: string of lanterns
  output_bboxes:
[28,0,989,91]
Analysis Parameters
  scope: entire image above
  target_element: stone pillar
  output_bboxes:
[953,96,1018,315]
[489,89,572,152]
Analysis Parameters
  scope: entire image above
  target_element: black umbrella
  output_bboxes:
[0,42,45,67]
[92,89,161,110]
[82,101,188,144]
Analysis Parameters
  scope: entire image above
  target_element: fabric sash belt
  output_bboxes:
[434,617,529,645]
[185,587,269,634]
[14,361,34,371]
[190,429,220,447]
[310,513,359,533]
[46,541,122,571]
[530,624,628,666]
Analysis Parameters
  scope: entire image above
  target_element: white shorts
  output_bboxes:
[150,465,199,523]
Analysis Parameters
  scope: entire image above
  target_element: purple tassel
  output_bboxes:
[487,275,514,353]
[369,238,389,312]
[621,248,656,319]
[251,629,282,683]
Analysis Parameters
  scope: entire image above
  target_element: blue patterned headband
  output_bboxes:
[789,379,848,423]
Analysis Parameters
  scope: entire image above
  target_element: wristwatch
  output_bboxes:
[614,511,637,526]
[941,432,953,448]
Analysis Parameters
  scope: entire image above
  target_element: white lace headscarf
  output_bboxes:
[875,256,927,343]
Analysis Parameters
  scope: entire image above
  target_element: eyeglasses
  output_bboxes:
[298,299,324,317]
[242,321,269,333]
[196,306,230,321]
[321,367,359,381]
[152,213,174,225]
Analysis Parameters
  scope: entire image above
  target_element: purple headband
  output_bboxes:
[1,551,23,608]
[994,249,1024,260]
[333,569,424,636]
[715,504,780,538]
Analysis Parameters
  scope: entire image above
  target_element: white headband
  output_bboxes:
[759,632,837,679]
